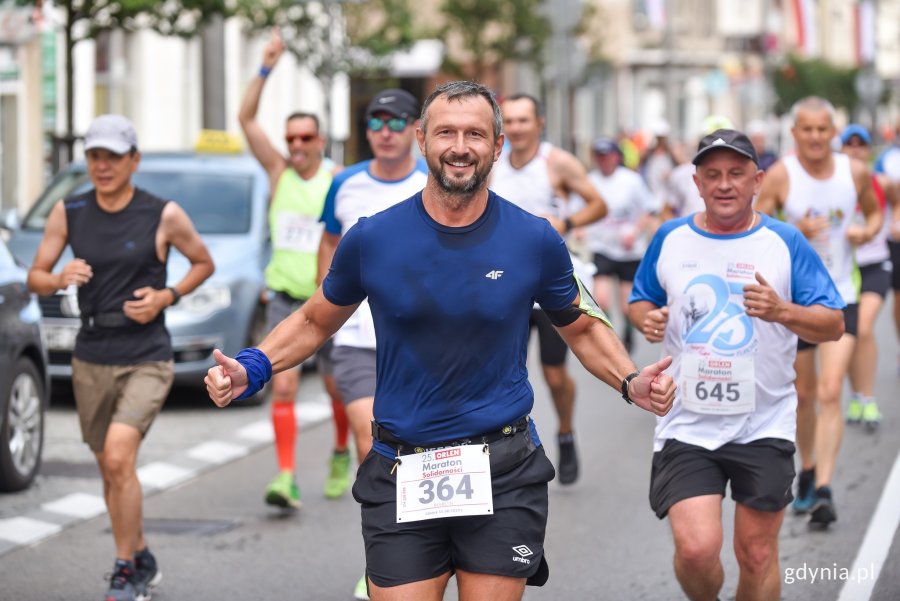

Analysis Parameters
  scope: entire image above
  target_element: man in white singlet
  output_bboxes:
[755,96,881,527]
[490,93,607,485]
[582,137,659,352]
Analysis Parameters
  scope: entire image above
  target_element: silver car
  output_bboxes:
[0,237,48,491]
[5,153,270,397]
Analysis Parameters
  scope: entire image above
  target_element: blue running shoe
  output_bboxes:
[791,469,816,514]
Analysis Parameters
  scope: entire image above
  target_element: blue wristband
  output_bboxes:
[233,348,272,401]
[259,65,272,78]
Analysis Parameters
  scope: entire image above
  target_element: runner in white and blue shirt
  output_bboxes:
[629,128,844,601]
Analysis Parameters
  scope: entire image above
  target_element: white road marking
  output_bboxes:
[837,449,900,601]
[187,440,250,464]
[42,493,107,519]
[0,517,62,545]
[137,462,195,489]
[236,420,274,443]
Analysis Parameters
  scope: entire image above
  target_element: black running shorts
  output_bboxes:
[529,309,568,366]
[797,303,858,351]
[889,241,900,290]
[352,433,555,589]
[860,261,892,298]
[592,252,640,282]
[649,437,796,519]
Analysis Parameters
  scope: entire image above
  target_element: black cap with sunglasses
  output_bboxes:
[366,89,420,122]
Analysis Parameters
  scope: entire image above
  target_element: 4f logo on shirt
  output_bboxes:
[485,270,504,280]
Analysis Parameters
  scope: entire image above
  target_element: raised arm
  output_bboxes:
[238,28,288,183]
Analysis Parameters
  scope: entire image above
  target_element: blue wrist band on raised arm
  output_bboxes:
[259,65,272,78]
[233,348,272,401]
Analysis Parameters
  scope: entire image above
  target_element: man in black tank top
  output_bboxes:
[27,115,214,601]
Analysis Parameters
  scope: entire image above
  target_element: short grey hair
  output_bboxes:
[790,96,836,125]
[420,81,502,140]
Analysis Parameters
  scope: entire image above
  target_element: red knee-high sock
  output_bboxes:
[332,397,350,451]
[271,403,297,472]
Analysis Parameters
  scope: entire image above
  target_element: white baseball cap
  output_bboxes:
[84,115,138,154]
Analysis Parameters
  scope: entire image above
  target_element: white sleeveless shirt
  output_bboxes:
[782,153,859,304]
[490,142,564,218]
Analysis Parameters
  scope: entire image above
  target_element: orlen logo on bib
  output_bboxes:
[435,448,461,460]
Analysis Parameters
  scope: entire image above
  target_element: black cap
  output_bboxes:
[692,129,759,166]
[366,89,420,121]
[591,136,620,155]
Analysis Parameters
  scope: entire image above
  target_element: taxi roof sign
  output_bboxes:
[194,129,243,154]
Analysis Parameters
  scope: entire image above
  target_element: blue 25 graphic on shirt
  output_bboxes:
[682,275,753,353]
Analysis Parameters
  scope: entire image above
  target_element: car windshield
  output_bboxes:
[22,169,254,235]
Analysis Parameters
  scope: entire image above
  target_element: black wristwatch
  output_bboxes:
[563,217,574,233]
[621,371,640,405]
[167,287,181,306]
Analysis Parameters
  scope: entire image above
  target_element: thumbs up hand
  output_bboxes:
[742,272,784,323]
[205,349,249,407]
[628,355,676,416]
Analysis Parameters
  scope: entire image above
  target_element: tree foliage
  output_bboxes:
[435,0,550,83]
[772,54,859,115]
[235,0,416,79]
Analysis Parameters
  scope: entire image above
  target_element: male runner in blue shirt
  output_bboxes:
[206,81,675,601]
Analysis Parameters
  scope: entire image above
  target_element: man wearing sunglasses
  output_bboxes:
[238,28,352,511]
[489,93,609,486]
[317,87,428,600]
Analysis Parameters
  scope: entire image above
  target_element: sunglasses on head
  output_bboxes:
[285,133,318,144]
[368,117,407,133]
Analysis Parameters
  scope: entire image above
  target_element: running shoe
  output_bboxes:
[134,547,162,592]
[354,574,369,600]
[265,471,301,509]
[791,468,816,514]
[845,398,863,423]
[104,559,147,601]
[557,433,579,485]
[324,450,352,499]
[862,402,882,430]
[809,486,837,526]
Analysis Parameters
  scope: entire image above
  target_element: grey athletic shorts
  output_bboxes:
[332,345,377,404]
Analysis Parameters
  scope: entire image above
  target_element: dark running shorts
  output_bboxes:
[797,303,858,351]
[889,241,900,290]
[529,309,568,366]
[352,432,555,589]
[860,261,892,298]
[592,253,641,282]
[649,438,796,519]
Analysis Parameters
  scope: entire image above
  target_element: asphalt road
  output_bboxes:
[1,305,899,600]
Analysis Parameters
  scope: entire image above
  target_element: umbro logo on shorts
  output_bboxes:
[485,270,504,280]
[512,545,533,564]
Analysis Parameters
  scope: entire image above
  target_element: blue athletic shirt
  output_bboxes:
[323,190,579,459]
